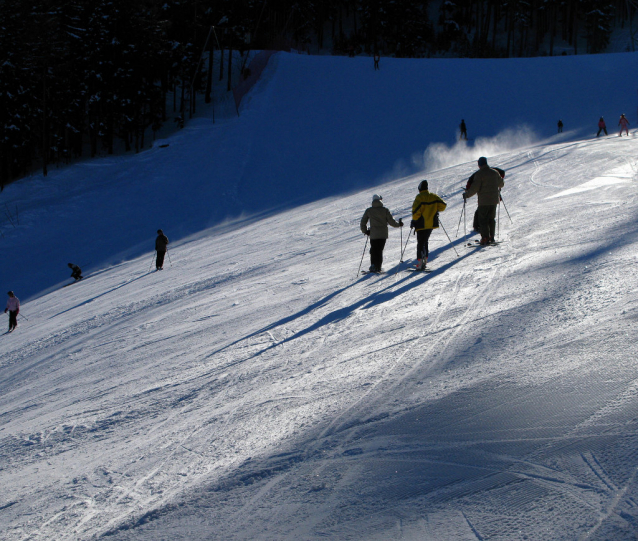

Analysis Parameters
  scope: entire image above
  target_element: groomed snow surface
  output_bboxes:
[2,52,638,540]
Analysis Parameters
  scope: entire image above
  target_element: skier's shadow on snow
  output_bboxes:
[50,272,150,318]
[211,237,475,364]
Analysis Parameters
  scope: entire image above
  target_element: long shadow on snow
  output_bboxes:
[211,244,475,366]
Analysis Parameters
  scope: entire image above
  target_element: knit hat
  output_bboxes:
[372,194,382,201]
[418,180,428,191]
[7,291,14,296]
[478,157,488,166]
[157,229,163,234]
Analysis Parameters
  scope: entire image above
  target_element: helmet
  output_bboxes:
[372,194,382,201]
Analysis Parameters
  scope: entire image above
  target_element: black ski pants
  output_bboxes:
[369,238,386,269]
[476,205,497,241]
[156,250,166,269]
[597,127,607,136]
[8,310,17,331]
[416,229,433,261]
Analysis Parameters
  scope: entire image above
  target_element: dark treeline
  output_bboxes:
[1,0,634,186]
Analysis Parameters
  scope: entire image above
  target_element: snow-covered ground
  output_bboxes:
[1,52,638,540]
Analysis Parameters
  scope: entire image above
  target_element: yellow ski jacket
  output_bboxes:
[411,190,447,231]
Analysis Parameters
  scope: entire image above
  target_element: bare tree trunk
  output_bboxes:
[205,43,213,103]
[227,45,233,91]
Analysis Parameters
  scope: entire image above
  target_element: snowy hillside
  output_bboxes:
[1,52,638,540]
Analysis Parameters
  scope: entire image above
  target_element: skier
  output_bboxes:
[374,53,380,70]
[360,194,403,273]
[67,263,82,281]
[597,117,607,137]
[466,166,505,233]
[557,120,563,133]
[4,291,19,333]
[463,157,504,245]
[619,114,630,136]
[410,180,447,270]
[155,229,169,270]
[459,119,468,140]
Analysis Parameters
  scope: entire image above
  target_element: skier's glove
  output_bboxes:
[365,229,370,236]
[410,220,416,229]
[398,219,404,227]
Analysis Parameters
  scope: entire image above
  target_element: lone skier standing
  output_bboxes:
[459,119,468,140]
[360,194,403,273]
[557,120,563,133]
[619,114,630,136]
[155,229,169,270]
[68,263,82,281]
[411,180,447,270]
[463,157,504,245]
[597,117,607,137]
[5,291,19,333]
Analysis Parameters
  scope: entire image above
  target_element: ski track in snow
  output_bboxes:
[2,54,638,540]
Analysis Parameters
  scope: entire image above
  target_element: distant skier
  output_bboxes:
[374,53,380,70]
[619,114,630,136]
[459,119,468,140]
[557,120,563,133]
[4,291,19,333]
[597,117,607,137]
[466,166,505,233]
[463,157,504,245]
[360,194,403,273]
[68,263,82,281]
[155,229,169,270]
[410,180,447,270]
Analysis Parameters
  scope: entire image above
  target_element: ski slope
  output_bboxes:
[2,52,638,540]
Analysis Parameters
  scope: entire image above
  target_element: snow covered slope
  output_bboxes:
[1,52,638,540]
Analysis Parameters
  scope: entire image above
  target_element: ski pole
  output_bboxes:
[149,251,156,272]
[357,236,369,277]
[438,217,460,257]
[500,190,513,223]
[399,227,413,263]
[19,313,28,321]
[456,198,465,236]
[166,248,173,267]
[463,196,467,241]
[400,225,403,261]
[497,199,500,240]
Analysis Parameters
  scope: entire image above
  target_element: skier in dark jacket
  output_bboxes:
[459,119,468,140]
[68,263,82,281]
[557,120,563,133]
[465,166,505,233]
[463,157,504,245]
[155,229,169,270]
[360,194,403,272]
[5,291,19,332]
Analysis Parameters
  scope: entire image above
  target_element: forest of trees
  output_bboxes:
[1,0,636,186]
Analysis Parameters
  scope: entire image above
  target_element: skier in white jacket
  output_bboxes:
[4,291,20,332]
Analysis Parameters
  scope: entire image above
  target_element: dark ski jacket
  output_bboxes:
[360,200,401,240]
[466,167,504,191]
[465,166,505,206]
[411,190,447,231]
[155,234,169,252]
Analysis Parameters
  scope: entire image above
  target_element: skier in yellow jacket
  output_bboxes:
[411,180,447,270]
